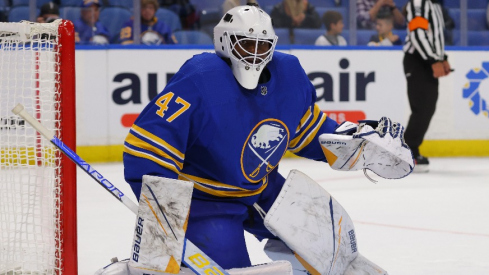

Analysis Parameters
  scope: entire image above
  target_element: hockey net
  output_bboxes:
[0,20,77,274]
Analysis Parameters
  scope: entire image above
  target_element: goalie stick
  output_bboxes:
[12,103,229,275]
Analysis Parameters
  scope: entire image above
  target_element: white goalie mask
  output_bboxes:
[214,5,278,90]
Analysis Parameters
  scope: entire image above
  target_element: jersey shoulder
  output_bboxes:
[271,51,301,66]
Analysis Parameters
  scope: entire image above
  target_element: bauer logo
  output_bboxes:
[132,217,144,262]
[321,140,347,145]
[349,229,357,253]
[462,63,489,119]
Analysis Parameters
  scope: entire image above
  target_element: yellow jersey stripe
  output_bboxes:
[126,133,184,170]
[191,180,268,198]
[289,113,326,153]
[131,124,184,160]
[124,145,180,174]
[289,104,321,148]
[295,107,312,133]
[180,173,247,191]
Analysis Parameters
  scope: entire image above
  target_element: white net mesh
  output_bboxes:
[0,20,63,274]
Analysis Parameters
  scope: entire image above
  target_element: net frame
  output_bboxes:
[0,20,77,274]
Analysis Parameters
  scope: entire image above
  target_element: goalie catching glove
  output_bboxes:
[319,117,414,179]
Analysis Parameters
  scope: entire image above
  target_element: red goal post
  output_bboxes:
[0,20,77,274]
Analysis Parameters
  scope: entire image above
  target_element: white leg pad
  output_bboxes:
[344,254,388,275]
[95,260,292,275]
[227,261,293,275]
[264,170,387,275]
[128,175,194,274]
[263,239,309,274]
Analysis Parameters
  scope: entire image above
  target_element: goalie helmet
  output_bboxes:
[214,4,278,90]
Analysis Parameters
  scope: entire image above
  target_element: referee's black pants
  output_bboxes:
[403,52,439,158]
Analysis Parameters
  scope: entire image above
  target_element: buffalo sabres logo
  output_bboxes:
[241,119,289,183]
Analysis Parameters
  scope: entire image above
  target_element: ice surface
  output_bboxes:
[78,157,489,275]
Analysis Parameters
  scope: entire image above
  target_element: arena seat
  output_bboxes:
[448,8,460,29]
[155,8,182,32]
[59,7,81,23]
[467,9,487,31]
[356,30,376,45]
[308,0,337,7]
[12,0,51,8]
[173,30,212,44]
[194,0,222,26]
[107,0,132,9]
[60,0,82,7]
[468,31,489,46]
[8,6,36,22]
[99,7,132,43]
[274,28,292,45]
[294,28,325,45]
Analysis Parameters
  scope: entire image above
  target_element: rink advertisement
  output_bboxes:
[74,47,489,161]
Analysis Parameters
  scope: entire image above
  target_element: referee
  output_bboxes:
[403,0,451,172]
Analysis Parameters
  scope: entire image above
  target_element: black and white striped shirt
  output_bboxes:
[403,0,446,63]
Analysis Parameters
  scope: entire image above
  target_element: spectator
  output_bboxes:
[357,0,404,29]
[119,0,177,45]
[159,0,200,30]
[37,2,60,23]
[222,0,258,15]
[74,0,110,45]
[270,0,321,29]
[315,10,347,46]
[367,12,401,46]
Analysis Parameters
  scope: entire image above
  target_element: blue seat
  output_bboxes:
[60,0,83,7]
[448,8,460,29]
[467,9,486,31]
[443,0,459,8]
[59,7,81,23]
[294,29,326,45]
[156,8,182,32]
[468,1,487,9]
[440,1,485,10]
[274,28,292,45]
[307,0,339,8]
[258,0,280,9]
[173,30,212,44]
[316,7,348,29]
[443,0,485,9]
[99,7,132,43]
[394,0,408,9]
[262,5,273,15]
[8,6,37,22]
[13,0,52,8]
[356,30,376,45]
[107,0,132,9]
[194,0,222,25]
[468,31,489,46]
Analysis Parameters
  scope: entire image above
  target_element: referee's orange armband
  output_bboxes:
[408,17,429,31]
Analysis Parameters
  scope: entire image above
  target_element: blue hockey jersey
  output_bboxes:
[123,51,338,205]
